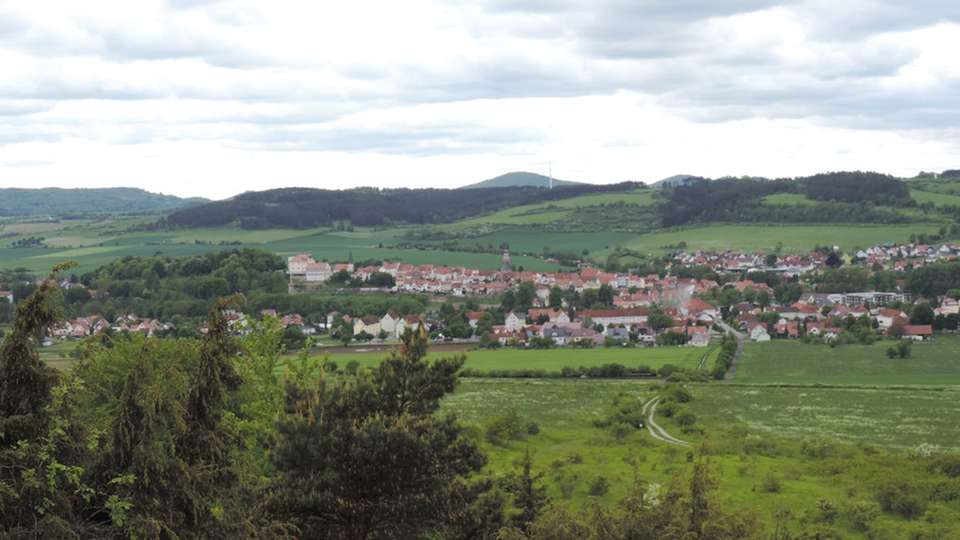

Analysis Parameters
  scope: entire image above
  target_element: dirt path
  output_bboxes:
[642,397,691,447]
[715,320,745,383]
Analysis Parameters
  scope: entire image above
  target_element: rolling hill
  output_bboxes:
[160,183,639,229]
[459,171,584,189]
[0,188,207,217]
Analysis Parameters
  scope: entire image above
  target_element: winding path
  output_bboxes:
[642,397,691,447]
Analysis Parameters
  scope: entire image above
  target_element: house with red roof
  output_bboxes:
[903,325,933,341]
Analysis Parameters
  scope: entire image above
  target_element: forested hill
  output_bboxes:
[160,183,639,229]
[459,171,584,189]
[0,187,207,217]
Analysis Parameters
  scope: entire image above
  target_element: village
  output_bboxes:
[35,240,957,348]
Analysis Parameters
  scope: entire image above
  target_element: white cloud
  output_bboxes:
[0,0,957,198]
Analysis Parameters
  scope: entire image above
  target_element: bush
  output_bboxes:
[886,346,898,359]
[657,402,678,418]
[897,340,912,359]
[345,360,360,375]
[669,386,693,403]
[587,475,609,497]
[484,410,527,446]
[526,422,540,436]
[846,500,880,532]
[761,472,783,493]
[323,360,338,373]
[875,480,927,518]
[816,498,838,523]
[676,411,697,428]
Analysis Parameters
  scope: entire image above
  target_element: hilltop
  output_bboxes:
[460,171,584,189]
[0,187,207,217]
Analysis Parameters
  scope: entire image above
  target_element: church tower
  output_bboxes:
[501,250,513,272]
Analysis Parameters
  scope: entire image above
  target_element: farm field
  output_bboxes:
[421,228,638,258]
[594,222,944,257]
[733,338,960,385]
[910,188,960,207]
[0,223,566,274]
[446,189,657,229]
[320,345,711,373]
[440,378,956,536]
[761,193,817,206]
[687,384,960,450]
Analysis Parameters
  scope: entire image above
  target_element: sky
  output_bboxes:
[0,0,958,200]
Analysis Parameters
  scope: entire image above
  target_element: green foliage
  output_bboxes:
[263,326,487,539]
[485,409,532,446]
[587,475,610,496]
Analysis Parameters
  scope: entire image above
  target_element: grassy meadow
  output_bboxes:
[320,345,712,373]
[686,384,960,450]
[733,337,960,385]
[440,378,960,536]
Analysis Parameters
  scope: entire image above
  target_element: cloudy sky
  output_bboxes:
[1,0,958,199]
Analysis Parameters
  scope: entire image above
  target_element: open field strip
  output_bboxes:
[733,337,960,385]
[319,345,707,373]
[593,222,945,257]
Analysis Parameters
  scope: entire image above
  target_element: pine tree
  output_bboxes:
[265,326,487,539]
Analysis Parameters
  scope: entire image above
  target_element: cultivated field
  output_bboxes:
[447,189,657,229]
[596,223,944,257]
[733,337,960,385]
[322,345,711,373]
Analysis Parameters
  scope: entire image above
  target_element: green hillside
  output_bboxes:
[0,187,206,217]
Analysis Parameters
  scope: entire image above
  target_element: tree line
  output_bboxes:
[158,183,642,229]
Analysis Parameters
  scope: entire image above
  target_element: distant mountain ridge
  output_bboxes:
[460,171,584,189]
[0,187,207,217]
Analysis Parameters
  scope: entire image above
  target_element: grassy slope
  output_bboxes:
[734,337,960,385]
[447,189,656,229]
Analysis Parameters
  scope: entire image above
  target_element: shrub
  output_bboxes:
[526,422,540,436]
[761,472,783,493]
[886,346,898,359]
[897,340,912,359]
[874,480,927,518]
[658,402,678,418]
[345,360,360,375]
[669,386,693,403]
[676,411,697,428]
[323,360,339,373]
[484,410,527,446]
[816,498,838,523]
[566,453,583,464]
[587,476,610,497]
[847,500,880,532]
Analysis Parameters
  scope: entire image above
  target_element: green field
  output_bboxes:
[910,188,960,207]
[761,193,818,206]
[447,189,656,229]
[687,384,960,450]
[322,345,710,373]
[440,378,958,536]
[595,223,943,257]
[734,338,960,385]
[0,224,567,274]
